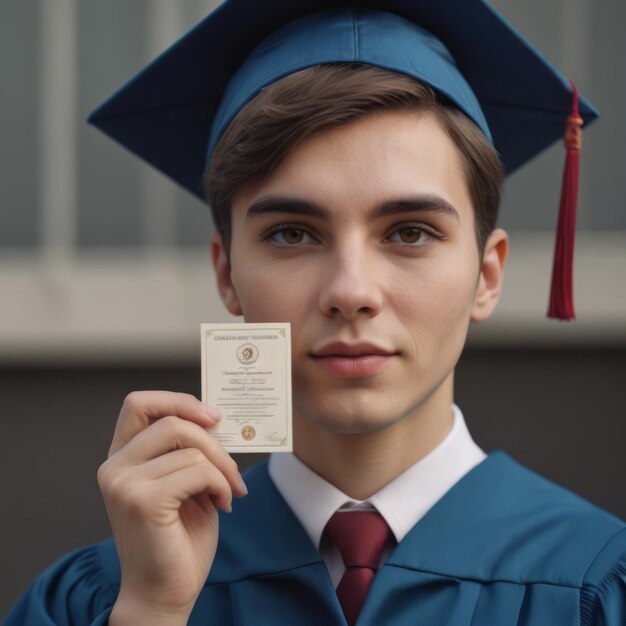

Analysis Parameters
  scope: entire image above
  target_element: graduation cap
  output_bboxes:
[88,0,598,320]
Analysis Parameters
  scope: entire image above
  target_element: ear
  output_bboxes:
[211,231,243,316]
[471,228,509,322]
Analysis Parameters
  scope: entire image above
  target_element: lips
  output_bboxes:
[310,342,396,377]
[312,342,395,357]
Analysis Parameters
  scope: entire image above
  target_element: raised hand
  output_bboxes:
[97,391,247,625]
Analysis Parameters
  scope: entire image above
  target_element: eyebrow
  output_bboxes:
[246,197,328,221]
[369,196,459,222]
[245,194,460,222]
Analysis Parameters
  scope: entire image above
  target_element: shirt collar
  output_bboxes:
[268,404,486,548]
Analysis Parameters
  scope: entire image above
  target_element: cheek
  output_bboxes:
[229,257,318,323]
[393,253,479,330]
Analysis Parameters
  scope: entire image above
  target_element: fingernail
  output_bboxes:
[237,473,248,496]
[202,403,222,422]
[212,493,232,513]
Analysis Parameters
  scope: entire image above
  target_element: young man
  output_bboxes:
[5,2,625,625]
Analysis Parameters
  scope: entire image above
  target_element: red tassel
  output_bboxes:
[547,81,584,320]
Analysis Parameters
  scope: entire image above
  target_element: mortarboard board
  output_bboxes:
[88,0,598,320]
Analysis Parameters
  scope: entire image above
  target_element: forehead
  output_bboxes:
[231,110,472,218]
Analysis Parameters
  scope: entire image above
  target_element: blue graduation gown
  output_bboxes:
[5,451,626,625]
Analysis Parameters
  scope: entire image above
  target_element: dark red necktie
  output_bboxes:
[325,510,394,626]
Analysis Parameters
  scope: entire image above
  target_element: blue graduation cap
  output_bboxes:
[88,0,598,320]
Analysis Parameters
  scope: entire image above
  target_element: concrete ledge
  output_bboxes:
[1,231,624,363]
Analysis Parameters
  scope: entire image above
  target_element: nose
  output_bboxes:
[318,244,384,320]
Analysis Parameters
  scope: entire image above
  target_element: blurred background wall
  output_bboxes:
[1,0,624,618]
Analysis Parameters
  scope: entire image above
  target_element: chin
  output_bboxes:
[300,402,406,435]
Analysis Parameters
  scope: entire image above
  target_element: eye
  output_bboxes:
[386,224,436,246]
[261,223,317,246]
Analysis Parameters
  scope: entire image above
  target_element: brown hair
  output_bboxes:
[206,64,504,255]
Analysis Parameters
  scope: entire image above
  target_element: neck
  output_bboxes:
[293,377,455,500]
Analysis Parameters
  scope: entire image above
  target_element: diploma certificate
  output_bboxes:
[201,323,292,452]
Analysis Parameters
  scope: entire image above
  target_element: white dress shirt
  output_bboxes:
[268,404,486,587]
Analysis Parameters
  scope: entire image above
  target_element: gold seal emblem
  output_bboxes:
[236,342,259,365]
[241,425,256,441]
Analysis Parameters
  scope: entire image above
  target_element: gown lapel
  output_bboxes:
[207,462,347,625]
[356,451,587,625]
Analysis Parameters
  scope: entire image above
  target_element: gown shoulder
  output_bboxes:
[383,451,626,625]
[3,539,120,626]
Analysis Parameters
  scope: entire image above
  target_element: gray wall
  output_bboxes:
[2,0,626,248]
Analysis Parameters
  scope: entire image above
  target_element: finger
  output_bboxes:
[137,448,216,481]
[112,416,247,497]
[109,391,221,456]
[155,458,233,513]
